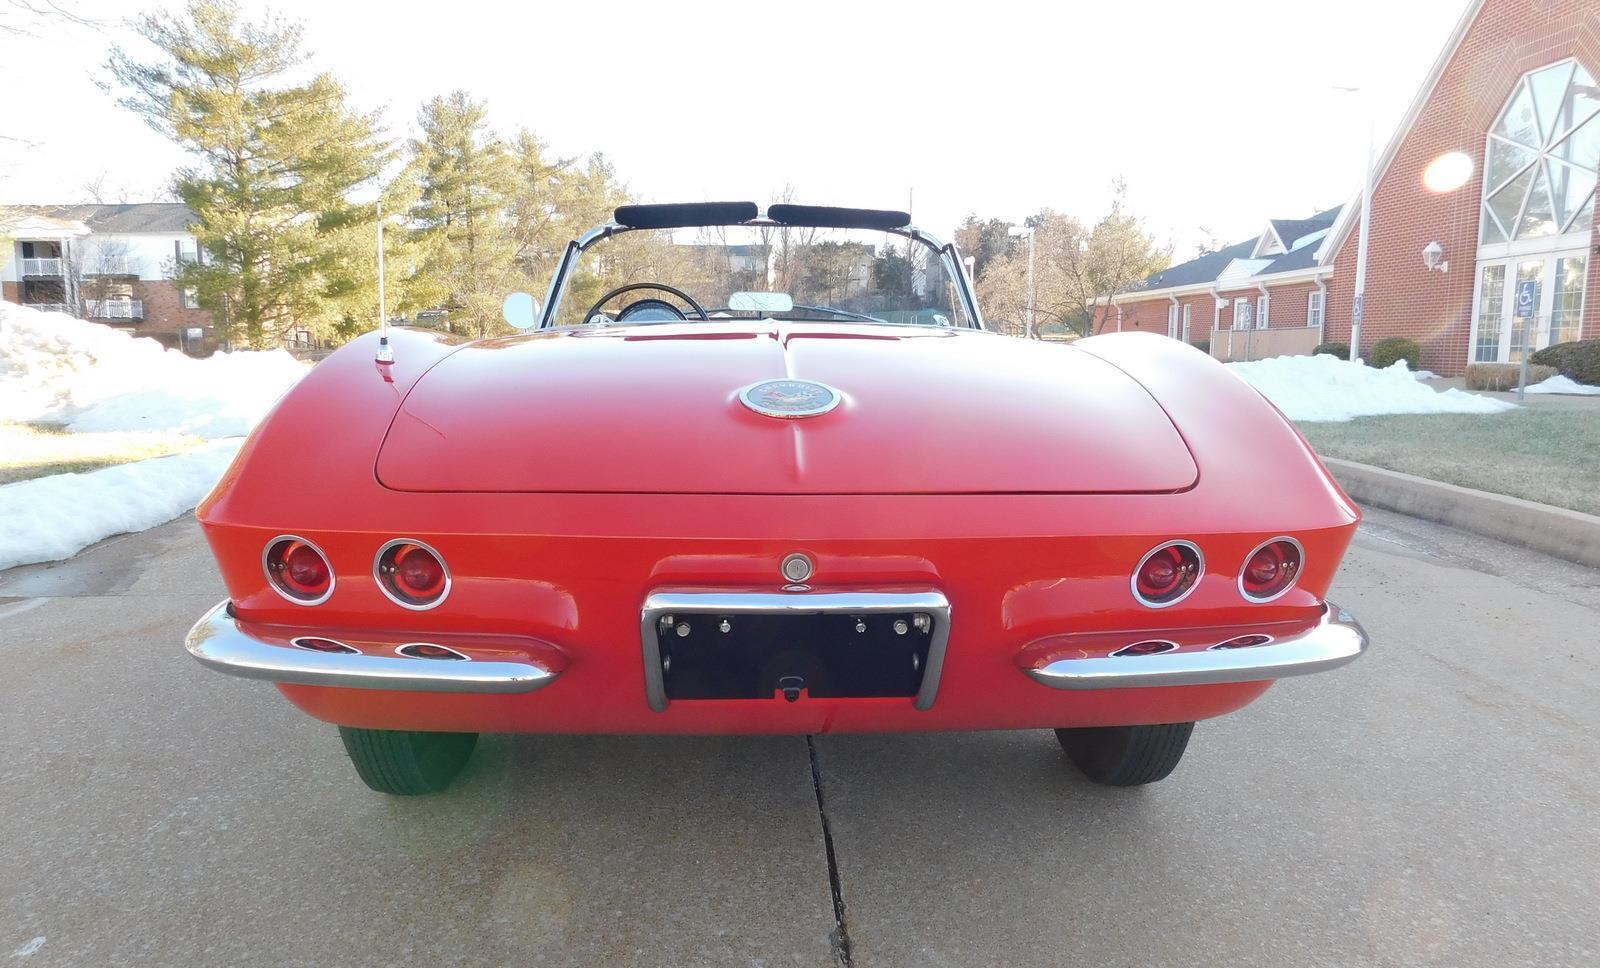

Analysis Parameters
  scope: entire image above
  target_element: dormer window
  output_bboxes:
[1251,225,1286,258]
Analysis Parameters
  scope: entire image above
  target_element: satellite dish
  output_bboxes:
[502,292,540,330]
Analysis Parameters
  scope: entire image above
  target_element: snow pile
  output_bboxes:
[1525,374,1600,396]
[0,441,243,570]
[0,303,311,570]
[0,301,307,437]
[1227,354,1515,422]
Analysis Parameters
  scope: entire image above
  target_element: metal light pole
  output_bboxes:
[1026,229,1036,339]
[1010,224,1036,338]
[1337,85,1374,363]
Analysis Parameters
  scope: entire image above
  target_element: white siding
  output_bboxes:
[78,233,199,281]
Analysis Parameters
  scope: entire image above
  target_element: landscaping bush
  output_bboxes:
[1465,362,1557,391]
[1529,342,1571,370]
[1191,339,1210,355]
[1369,337,1422,370]
[1313,341,1349,358]
[1530,339,1600,385]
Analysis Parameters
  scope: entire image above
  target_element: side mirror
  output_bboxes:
[502,292,540,330]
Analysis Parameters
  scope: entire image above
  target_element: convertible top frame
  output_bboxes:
[537,205,986,331]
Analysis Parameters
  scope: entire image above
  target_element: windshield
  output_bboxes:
[549,225,974,328]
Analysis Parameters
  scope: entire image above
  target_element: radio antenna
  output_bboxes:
[376,198,392,364]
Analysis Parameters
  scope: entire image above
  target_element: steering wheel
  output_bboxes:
[583,283,709,325]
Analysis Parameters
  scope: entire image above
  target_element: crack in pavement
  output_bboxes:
[807,735,854,967]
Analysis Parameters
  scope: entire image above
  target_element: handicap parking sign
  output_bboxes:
[1515,279,1538,319]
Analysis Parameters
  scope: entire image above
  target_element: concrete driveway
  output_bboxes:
[2,510,1597,967]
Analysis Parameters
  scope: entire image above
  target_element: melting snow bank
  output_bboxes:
[0,301,307,436]
[0,303,311,569]
[1226,354,1515,422]
[0,441,242,570]
[1525,374,1600,395]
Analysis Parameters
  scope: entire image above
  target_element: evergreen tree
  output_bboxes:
[407,92,519,337]
[108,1,388,349]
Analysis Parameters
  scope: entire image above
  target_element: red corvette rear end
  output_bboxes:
[186,203,1367,794]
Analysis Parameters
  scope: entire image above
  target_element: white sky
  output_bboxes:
[0,0,1471,259]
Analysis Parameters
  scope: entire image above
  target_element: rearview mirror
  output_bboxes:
[728,291,794,314]
[502,292,540,330]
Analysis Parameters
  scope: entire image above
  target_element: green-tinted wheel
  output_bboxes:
[1054,722,1194,786]
[338,726,478,795]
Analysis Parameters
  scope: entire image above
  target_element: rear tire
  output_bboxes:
[338,726,478,795]
[1054,722,1194,786]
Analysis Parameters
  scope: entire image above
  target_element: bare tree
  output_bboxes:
[0,0,100,36]
[81,173,132,206]
[77,237,134,315]
[976,182,1170,339]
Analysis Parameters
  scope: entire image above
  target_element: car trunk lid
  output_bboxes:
[375,322,1198,494]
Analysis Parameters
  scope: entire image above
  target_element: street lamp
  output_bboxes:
[1335,84,1374,364]
[1009,224,1036,339]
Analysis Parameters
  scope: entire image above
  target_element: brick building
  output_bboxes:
[1108,208,1341,364]
[1,204,217,353]
[1112,0,1599,376]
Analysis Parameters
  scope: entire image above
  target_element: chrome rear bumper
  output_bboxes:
[184,600,560,694]
[1021,602,1368,690]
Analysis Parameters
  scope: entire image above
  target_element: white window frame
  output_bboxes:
[1167,302,1180,339]
[1233,297,1251,330]
[1181,304,1192,342]
[1255,293,1270,330]
[1476,58,1600,255]
[1306,290,1325,328]
[1467,250,1588,364]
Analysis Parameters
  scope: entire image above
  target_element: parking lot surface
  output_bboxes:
[2,509,1597,967]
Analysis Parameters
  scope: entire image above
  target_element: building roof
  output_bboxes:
[1131,206,1341,296]
[1140,238,1258,290]
[1269,217,1329,251]
[1,203,196,234]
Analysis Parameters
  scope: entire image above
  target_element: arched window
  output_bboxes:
[1480,59,1599,244]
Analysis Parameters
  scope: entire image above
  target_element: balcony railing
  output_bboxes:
[84,299,145,321]
[23,302,72,315]
[1209,326,1322,363]
[21,257,64,276]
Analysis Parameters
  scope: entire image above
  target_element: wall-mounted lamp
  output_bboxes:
[1422,241,1448,273]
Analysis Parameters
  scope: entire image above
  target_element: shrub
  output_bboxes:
[1313,341,1349,358]
[1465,362,1557,391]
[1192,339,1210,356]
[1369,337,1422,370]
[1529,342,1571,370]
[1530,339,1600,385]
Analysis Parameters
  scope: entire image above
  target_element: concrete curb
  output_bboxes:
[1323,457,1600,568]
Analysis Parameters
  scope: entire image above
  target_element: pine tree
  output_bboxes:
[505,133,634,317]
[108,1,388,348]
[407,92,519,337]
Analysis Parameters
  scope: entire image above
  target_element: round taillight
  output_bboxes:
[263,536,333,605]
[1240,538,1303,603]
[375,539,451,610]
[1131,540,1203,608]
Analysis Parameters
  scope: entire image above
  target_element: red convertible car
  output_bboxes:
[186,202,1367,794]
